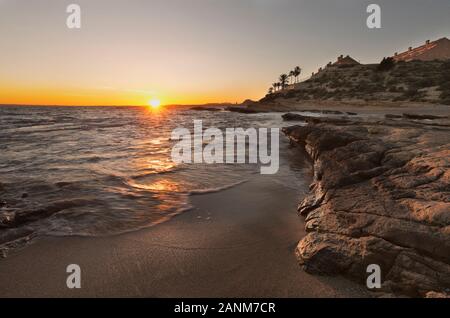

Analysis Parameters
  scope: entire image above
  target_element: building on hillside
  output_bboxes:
[392,37,450,62]
[310,55,359,76]
[332,55,360,66]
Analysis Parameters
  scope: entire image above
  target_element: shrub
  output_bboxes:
[377,57,395,72]
[441,60,450,70]
[355,81,372,92]
[370,74,384,83]
[312,88,328,99]
[416,78,435,88]
[403,86,424,99]
[393,96,406,102]
[404,88,418,98]
[440,90,450,99]
[387,78,399,86]
[388,87,398,93]
[284,90,297,99]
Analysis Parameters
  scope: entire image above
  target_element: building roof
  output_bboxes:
[333,55,360,66]
[393,37,450,62]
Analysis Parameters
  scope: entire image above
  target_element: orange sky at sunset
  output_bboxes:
[0,80,262,106]
[1,0,449,106]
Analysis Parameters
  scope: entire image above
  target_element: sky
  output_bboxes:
[0,0,449,106]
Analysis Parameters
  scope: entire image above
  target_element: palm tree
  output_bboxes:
[279,74,288,90]
[272,83,278,92]
[293,66,302,83]
[289,70,295,85]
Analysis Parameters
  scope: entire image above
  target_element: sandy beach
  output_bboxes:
[0,174,369,297]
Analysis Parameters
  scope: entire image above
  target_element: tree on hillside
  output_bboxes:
[279,74,288,89]
[289,70,295,85]
[272,83,278,92]
[268,87,273,94]
[293,66,302,83]
[276,82,281,91]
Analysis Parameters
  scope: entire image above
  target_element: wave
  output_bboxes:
[188,179,248,195]
[0,106,280,257]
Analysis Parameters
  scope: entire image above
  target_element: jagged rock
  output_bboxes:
[283,117,450,297]
[322,110,344,115]
[282,113,310,121]
[226,106,260,114]
[283,113,307,121]
[282,113,351,125]
[297,109,344,114]
[1,199,87,228]
[241,99,257,106]
[402,113,448,120]
[191,107,221,112]
[385,114,402,119]
[425,291,450,298]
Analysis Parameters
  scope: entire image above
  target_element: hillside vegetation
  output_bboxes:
[261,59,450,105]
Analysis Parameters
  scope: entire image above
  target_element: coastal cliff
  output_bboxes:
[264,59,450,106]
[224,59,450,114]
[282,115,450,297]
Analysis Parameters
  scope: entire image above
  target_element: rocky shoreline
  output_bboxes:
[282,114,450,297]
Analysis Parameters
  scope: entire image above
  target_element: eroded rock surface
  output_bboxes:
[283,117,450,297]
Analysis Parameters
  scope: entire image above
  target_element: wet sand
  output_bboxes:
[0,175,369,297]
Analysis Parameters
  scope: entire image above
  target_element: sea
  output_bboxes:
[0,106,310,253]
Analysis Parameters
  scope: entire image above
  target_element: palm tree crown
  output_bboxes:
[289,70,295,85]
[293,66,301,83]
[279,74,288,89]
[276,82,281,91]
[272,83,278,92]
[270,66,302,92]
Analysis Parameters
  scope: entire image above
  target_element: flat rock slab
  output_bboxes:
[282,116,450,297]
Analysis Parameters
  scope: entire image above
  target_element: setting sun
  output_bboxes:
[148,98,161,109]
